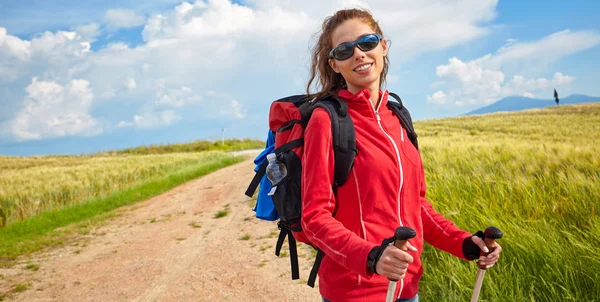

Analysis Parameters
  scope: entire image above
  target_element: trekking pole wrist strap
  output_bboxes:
[462,230,485,260]
[367,236,395,274]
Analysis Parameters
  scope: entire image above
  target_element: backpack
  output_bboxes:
[245,92,418,287]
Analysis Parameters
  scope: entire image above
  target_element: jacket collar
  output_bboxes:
[337,89,389,117]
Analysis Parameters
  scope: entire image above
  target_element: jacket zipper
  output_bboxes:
[372,94,404,227]
[372,93,405,299]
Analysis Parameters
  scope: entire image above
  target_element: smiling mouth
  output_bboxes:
[354,63,373,72]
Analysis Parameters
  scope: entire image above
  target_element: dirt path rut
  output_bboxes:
[2,156,321,301]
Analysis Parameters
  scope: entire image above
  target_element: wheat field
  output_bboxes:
[0,152,234,227]
[415,103,600,301]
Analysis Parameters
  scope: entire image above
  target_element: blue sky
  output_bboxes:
[1,0,599,156]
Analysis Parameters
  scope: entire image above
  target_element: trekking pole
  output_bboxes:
[470,226,503,302]
[385,226,416,302]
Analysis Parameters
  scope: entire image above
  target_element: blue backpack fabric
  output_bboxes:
[252,130,279,221]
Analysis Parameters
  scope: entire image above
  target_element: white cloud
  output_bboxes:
[72,23,101,41]
[521,92,534,98]
[116,87,245,129]
[155,86,201,108]
[29,30,89,57]
[116,121,134,128]
[429,56,575,106]
[0,27,92,85]
[201,90,246,119]
[125,78,137,90]
[373,0,497,59]
[227,99,246,119]
[486,30,600,70]
[428,29,599,107]
[132,110,180,128]
[10,77,100,141]
[104,9,146,29]
[117,108,181,129]
[427,90,449,105]
[0,27,31,61]
[507,72,574,95]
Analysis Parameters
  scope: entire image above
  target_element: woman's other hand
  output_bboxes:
[471,235,502,269]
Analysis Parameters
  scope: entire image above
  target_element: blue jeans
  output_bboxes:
[323,294,418,302]
[398,295,418,302]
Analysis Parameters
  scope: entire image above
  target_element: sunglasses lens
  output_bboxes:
[357,34,380,52]
[333,42,354,60]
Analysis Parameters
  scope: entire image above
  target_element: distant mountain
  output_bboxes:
[464,94,600,115]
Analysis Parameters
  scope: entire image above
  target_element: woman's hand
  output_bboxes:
[375,243,417,280]
[471,236,502,269]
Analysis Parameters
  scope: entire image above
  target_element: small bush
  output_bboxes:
[214,210,229,218]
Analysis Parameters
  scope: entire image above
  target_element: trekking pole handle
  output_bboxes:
[388,226,417,281]
[478,226,503,270]
[394,226,417,251]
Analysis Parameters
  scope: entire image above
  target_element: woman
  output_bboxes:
[300,8,502,302]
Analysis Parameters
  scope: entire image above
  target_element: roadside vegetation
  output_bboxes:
[0,139,257,264]
[104,138,264,155]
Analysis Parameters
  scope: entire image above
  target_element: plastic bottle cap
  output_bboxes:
[266,153,276,161]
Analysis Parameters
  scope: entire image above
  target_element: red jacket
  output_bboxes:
[301,89,472,301]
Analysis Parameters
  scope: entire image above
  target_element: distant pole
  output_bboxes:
[221,128,225,146]
[554,89,559,106]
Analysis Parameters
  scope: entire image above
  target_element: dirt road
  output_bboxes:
[1,155,321,301]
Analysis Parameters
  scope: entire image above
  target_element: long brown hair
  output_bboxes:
[306,8,390,100]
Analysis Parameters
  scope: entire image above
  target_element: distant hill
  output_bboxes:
[464,94,600,115]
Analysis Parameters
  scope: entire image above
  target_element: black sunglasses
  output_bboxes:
[329,33,383,61]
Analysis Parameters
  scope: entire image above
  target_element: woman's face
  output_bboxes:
[328,18,387,95]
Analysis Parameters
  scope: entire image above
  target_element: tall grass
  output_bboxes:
[102,138,264,155]
[416,104,600,301]
[0,152,239,227]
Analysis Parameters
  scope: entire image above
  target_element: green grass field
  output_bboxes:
[415,103,599,301]
[0,140,256,264]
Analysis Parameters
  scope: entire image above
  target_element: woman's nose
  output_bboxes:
[353,47,367,60]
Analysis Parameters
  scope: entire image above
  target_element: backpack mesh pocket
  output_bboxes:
[270,150,303,231]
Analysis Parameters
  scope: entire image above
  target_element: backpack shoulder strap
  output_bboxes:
[312,96,357,189]
[305,97,356,288]
[387,92,419,150]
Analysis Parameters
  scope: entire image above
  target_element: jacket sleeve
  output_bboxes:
[418,157,473,260]
[301,108,377,277]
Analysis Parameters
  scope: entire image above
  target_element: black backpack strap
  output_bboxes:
[245,160,268,198]
[313,97,357,187]
[300,96,357,287]
[387,92,419,150]
[307,249,325,287]
[275,222,300,280]
[273,138,304,154]
[288,233,299,279]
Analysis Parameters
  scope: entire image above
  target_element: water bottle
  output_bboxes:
[265,153,287,196]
